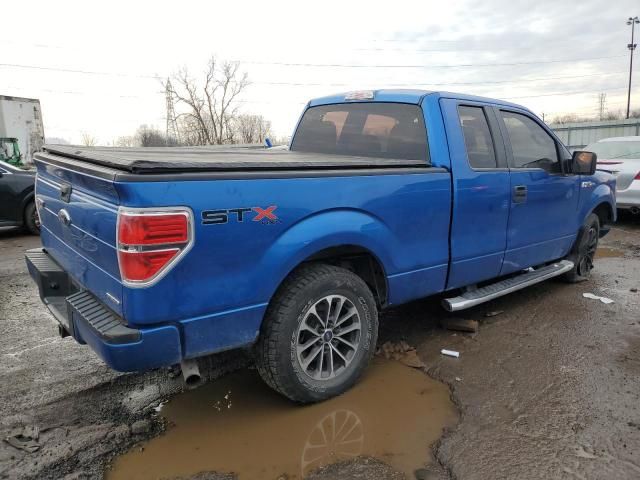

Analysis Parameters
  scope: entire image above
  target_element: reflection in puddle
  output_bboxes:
[108,358,457,480]
[595,247,623,258]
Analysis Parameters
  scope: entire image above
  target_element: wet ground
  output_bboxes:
[108,359,456,480]
[0,213,639,479]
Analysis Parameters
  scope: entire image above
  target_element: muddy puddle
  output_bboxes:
[108,358,457,480]
[595,246,624,258]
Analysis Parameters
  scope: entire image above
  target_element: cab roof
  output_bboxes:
[308,89,530,112]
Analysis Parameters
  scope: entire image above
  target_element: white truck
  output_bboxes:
[0,95,45,167]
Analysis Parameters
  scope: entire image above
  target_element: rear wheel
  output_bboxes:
[24,201,40,235]
[256,264,378,403]
[563,213,599,283]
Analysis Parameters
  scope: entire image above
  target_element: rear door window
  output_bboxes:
[458,106,498,169]
[291,103,428,162]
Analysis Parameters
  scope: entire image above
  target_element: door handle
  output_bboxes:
[513,185,527,203]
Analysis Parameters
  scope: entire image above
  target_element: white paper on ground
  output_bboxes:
[582,292,614,304]
[441,349,460,358]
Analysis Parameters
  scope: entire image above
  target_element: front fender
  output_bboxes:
[256,208,395,301]
[580,180,616,225]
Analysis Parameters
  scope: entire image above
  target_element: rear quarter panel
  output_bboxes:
[116,171,452,331]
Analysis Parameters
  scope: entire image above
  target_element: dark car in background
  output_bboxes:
[0,160,39,234]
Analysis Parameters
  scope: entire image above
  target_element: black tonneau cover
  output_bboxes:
[42,145,426,174]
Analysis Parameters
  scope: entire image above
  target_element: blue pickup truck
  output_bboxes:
[26,90,615,402]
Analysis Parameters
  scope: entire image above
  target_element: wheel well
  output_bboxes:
[296,245,388,308]
[592,202,612,227]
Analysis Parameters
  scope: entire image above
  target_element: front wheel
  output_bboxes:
[256,264,378,403]
[563,213,600,283]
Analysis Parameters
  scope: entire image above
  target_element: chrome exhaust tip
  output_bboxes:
[180,359,202,389]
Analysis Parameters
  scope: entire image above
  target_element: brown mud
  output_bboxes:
[107,359,457,480]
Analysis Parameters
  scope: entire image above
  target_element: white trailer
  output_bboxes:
[0,95,45,166]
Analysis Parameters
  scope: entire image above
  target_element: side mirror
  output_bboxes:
[571,151,597,175]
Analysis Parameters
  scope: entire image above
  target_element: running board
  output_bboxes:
[442,260,574,312]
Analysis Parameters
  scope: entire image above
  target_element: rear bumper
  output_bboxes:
[25,248,182,371]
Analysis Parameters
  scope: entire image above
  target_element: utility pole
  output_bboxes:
[165,78,180,145]
[598,92,607,120]
[626,16,639,119]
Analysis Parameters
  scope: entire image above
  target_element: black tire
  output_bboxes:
[563,213,600,283]
[255,264,378,403]
[24,201,40,235]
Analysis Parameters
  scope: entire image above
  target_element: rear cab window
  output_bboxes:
[458,106,498,169]
[291,103,429,162]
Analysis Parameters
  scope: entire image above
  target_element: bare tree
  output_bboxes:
[115,135,137,147]
[136,125,167,147]
[234,114,272,144]
[80,132,97,146]
[167,57,249,145]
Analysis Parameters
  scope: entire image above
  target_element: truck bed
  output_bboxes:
[42,145,427,174]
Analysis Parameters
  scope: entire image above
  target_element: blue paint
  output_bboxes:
[31,89,616,373]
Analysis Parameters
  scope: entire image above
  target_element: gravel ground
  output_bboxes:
[0,214,638,480]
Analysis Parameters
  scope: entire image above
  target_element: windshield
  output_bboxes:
[291,102,429,161]
[585,140,640,159]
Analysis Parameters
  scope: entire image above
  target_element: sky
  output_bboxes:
[1,0,639,144]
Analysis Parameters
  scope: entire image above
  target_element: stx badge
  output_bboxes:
[202,206,279,225]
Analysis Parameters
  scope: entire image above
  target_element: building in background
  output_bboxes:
[551,118,640,151]
[0,95,45,166]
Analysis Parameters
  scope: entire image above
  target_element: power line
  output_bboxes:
[503,86,628,100]
[0,63,161,79]
[253,71,627,87]
[0,55,627,81]
[235,55,626,69]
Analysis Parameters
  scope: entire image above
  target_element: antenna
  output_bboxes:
[165,78,179,145]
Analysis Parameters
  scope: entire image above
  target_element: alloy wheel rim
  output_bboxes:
[578,226,597,277]
[295,295,362,381]
[33,209,41,229]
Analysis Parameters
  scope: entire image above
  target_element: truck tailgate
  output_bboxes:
[35,157,123,315]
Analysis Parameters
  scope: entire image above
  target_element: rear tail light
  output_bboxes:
[117,208,193,286]
[635,171,640,180]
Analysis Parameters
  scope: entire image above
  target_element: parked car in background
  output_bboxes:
[587,136,640,214]
[0,160,39,234]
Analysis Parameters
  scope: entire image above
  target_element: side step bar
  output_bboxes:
[442,260,574,312]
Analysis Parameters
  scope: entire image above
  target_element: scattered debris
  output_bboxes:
[376,341,425,368]
[131,419,151,436]
[485,310,504,318]
[153,401,166,413]
[441,349,460,358]
[582,293,614,304]
[4,426,41,453]
[631,288,638,293]
[455,377,462,382]
[575,445,598,459]
[399,349,425,369]
[441,318,479,333]
[414,467,431,480]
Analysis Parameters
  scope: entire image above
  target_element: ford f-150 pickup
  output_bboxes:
[26,90,616,402]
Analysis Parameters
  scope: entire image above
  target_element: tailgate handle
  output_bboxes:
[60,183,72,203]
